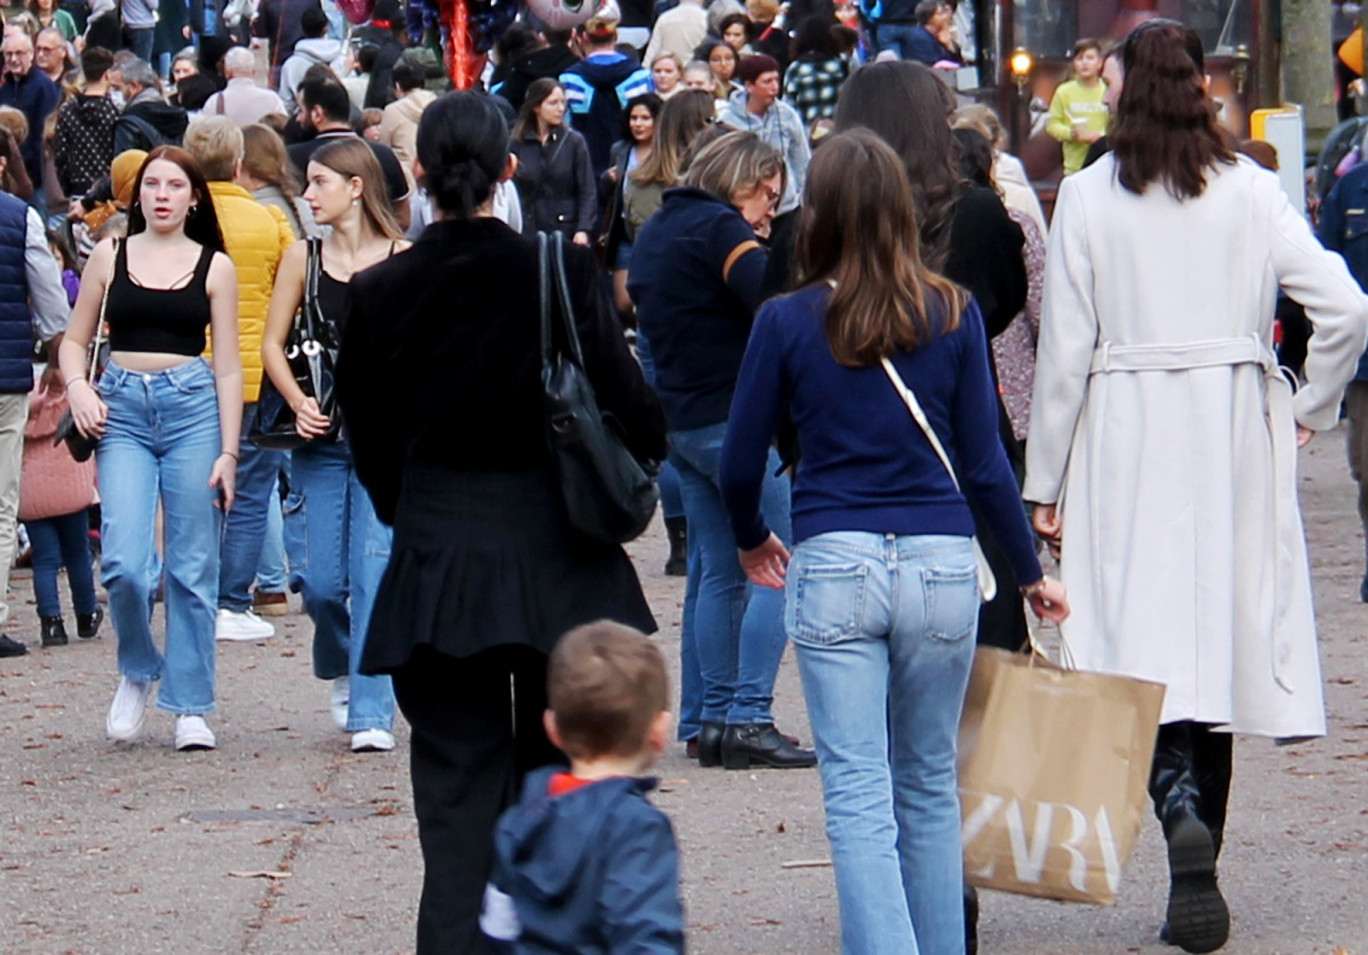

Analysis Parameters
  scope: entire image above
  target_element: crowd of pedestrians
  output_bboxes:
[0,4,1366,955]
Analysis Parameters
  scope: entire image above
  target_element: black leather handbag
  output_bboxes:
[539,231,659,544]
[54,241,115,462]
[249,239,342,450]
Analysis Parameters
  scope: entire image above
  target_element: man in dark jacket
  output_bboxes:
[559,2,651,176]
[53,46,119,198]
[108,58,189,153]
[0,31,59,203]
[498,29,578,111]
[253,0,320,82]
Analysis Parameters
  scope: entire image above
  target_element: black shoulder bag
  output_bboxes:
[539,231,659,544]
[249,238,342,449]
[54,239,116,462]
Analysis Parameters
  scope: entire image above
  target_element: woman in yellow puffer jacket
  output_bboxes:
[184,116,297,642]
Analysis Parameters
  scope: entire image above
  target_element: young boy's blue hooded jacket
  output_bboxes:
[486,766,684,954]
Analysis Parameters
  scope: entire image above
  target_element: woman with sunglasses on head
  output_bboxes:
[58,146,242,751]
[630,130,816,771]
[260,137,406,754]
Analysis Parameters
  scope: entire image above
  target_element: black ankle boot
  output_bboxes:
[40,615,68,647]
[697,721,725,767]
[1150,723,1229,954]
[76,608,103,640]
[720,723,817,769]
[964,882,979,955]
[663,517,687,577]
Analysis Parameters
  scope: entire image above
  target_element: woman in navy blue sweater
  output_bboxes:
[719,130,1068,955]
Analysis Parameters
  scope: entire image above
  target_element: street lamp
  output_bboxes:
[1009,47,1034,95]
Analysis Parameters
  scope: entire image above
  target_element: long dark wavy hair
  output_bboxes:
[127,146,226,253]
[1110,19,1235,199]
[832,60,965,270]
[796,129,967,366]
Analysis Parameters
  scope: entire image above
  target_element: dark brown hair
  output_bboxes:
[1110,19,1234,199]
[631,89,715,187]
[127,146,226,253]
[513,77,563,141]
[796,129,967,366]
[1071,37,1101,58]
[833,60,965,269]
[548,621,669,760]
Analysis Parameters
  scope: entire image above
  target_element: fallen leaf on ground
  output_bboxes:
[229,870,292,880]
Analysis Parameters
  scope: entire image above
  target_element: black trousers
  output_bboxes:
[392,645,564,955]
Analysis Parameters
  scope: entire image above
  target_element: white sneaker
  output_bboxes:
[106,676,152,742]
[330,677,350,731]
[215,608,276,642]
[351,729,395,752]
[175,715,217,751]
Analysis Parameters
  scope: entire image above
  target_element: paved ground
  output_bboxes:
[2,433,1367,954]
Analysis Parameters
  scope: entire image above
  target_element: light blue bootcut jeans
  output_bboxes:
[97,359,222,715]
[669,420,792,726]
[786,532,979,955]
[291,441,395,732]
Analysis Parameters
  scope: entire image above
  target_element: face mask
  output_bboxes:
[109,89,125,108]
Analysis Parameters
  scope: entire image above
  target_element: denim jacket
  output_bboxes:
[1318,161,1368,379]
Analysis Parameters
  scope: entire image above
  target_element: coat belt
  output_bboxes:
[1087,335,1300,694]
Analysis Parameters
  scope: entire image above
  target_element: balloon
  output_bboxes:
[336,0,378,25]
[526,0,593,31]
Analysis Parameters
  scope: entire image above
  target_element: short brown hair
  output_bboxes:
[1071,37,1101,58]
[547,621,669,760]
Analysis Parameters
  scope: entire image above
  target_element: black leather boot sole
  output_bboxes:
[697,721,725,767]
[721,723,817,769]
[1165,814,1229,953]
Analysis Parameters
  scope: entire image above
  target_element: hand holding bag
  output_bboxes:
[957,638,1165,904]
[539,231,659,544]
[53,241,115,462]
[249,238,342,449]
[880,357,997,601]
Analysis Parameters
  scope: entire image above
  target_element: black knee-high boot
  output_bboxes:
[1148,721,1230,954]
[1190,724,1233,859]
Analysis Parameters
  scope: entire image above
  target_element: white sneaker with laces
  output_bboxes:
[351,729,395,752]
[215,608,276,642]
[175,715,217,751]
[330,677,350,731]
[106,676,152,742]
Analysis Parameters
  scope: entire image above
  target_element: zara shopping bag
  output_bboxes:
[957,644,1165,904]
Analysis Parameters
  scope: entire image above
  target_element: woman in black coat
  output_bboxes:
[336,92,668,955]
[508,77,598,244]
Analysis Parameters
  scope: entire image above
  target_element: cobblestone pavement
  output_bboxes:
[2,435,1366,954]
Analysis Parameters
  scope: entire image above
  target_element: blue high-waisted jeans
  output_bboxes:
[787,532,978,955]
[97,359,222,715]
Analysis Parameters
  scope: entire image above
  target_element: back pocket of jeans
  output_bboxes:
[787,562,868,646]
[921,565,977,642]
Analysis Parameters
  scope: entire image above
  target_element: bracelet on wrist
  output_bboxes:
[219,451,239,462]
[1020,578,1047,598]
[65,376,88,389]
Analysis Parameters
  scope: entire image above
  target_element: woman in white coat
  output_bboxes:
[1024,20,1368,955]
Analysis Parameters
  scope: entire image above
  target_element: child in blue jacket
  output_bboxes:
[482,620,684,954]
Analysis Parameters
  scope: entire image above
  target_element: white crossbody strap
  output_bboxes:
[879,356,997,602]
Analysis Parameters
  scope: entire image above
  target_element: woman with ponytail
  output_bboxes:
[1024,20,1368,953]
[334,92,668,955]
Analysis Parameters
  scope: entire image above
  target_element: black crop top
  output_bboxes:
[106,240,216,356]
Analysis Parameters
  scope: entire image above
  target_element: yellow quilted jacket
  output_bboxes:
[204,181,297,402]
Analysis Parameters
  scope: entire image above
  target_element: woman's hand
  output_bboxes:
[292,396,331,438]
[572,231,591,247]
[67,379,107,438]
[1296,425,1313,448]
[1024,576,1070,623]
[209,453,237,512]
[1032,503,1062,560]
[739,533,789,590]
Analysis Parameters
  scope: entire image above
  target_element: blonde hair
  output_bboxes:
[183,115,244,182]
[310,137,402,241]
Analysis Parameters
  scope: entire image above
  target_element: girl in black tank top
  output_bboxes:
[259,137,407,754]
[55,149,243,754]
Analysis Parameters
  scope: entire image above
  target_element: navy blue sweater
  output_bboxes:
[487,768,684,955]
[719,284,1042,586]
[628,187,769,431]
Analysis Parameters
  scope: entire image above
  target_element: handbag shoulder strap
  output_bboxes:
[88,239,116,383]
[550,231,585,367]
[880,356,961,493]
[538,231,586,369]
[538,231,552,368]
[303,237,323,331]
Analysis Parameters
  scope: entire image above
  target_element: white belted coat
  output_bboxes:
[1023,155,1368,737]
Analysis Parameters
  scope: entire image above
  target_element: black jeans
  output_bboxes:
[392,644,563,955]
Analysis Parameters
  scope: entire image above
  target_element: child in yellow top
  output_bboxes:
[1047,38,1109,175]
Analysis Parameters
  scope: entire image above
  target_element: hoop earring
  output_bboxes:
[188,204,198,218]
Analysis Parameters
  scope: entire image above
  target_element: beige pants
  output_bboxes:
[0,392,27,624]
